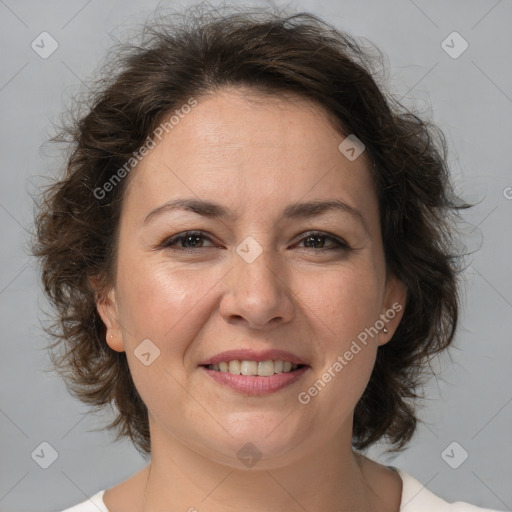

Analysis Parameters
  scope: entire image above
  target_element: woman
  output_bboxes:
[32,4,502,511]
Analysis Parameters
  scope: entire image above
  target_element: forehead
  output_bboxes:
[122,87,378,225]
[156,87,347,157]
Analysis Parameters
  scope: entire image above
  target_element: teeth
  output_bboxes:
[257,360,274,377]
[207,360,300,376]
[228,360,240,374]
[241,360,257,376]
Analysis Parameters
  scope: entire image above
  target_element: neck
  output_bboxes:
[141,423,379,512]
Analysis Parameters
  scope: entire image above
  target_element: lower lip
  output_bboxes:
[200,365,309,395]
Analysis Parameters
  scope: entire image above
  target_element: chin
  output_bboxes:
[191,423,309,470]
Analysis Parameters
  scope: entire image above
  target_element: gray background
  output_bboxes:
[0,0,511,511]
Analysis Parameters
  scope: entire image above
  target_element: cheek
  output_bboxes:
[298,264,383,338]
[115,258,211,348]
[295,265,381,399]
[114,261,213,411]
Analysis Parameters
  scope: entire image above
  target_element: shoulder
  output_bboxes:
[397,469,502,511]
[59,490,108,512]
[57,471,504,512]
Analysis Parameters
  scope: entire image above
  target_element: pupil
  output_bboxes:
[305,236,323,248]
[186,236,201,247]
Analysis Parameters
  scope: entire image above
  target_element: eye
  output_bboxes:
[295,231,350,251]
[159,230,350,251]
[160,231,215,250]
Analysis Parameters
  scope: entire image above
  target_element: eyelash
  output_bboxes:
[160,230,351,252]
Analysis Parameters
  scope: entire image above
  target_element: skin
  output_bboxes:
[95,86,407,512]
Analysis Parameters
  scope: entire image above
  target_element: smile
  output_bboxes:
[201,362,309,395]
[205,359,303,376]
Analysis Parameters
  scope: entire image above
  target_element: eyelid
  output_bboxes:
[295,230,350,249]
[159,230,351,251]
[160,230,216,249]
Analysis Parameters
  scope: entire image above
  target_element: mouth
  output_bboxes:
[199,348,309,368]
[198,349,310,395]
[199,359,310,395]
[201,360,307,376]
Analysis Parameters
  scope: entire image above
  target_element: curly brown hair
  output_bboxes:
[31,3,470,457]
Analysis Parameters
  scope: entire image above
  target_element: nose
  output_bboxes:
[219,240,295,330]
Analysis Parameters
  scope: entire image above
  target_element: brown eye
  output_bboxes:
[296,232,350,250]
[159,230,350,252]
[161,231,214,249]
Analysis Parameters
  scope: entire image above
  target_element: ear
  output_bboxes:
[377,273,407,347]
[88,275,125,353]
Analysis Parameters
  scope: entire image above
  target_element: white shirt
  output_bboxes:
[59,468,502,511]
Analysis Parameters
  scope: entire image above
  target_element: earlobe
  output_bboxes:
[378,275,407,346]
[89,276,126,353]
[107,331,125,352]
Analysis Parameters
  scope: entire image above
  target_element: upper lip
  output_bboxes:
[199,349,309,366]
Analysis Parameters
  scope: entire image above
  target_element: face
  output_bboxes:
[96,87,406,469]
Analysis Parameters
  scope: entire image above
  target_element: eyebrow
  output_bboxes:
[144,198,366,229]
